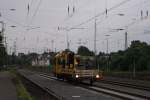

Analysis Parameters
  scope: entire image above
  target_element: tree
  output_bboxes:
[77,46,94,56]
[127,40,150,71]
[102,40,150,71]
[0,32,7,66]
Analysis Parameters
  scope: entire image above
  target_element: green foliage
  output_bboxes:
[10,70,34,100]
[0,36,7,66]
[77,46,94,56]
[97,40,150,71]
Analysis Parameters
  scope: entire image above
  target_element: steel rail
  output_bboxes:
[38,72,150,100]
[99,79,150,91]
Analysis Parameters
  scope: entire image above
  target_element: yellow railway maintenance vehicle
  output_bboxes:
[53,51,103,85]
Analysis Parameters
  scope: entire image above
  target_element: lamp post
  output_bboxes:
[105,34,110,72]
[58,26,86,50]
[105,34,110,54]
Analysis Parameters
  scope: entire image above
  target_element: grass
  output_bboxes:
[10,69,34,100]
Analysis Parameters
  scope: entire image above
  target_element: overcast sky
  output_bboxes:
[0,0,150,54]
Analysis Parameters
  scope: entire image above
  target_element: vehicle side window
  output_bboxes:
[69,54,74,64]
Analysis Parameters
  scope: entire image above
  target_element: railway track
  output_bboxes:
[38,73,150,100]
[18,70,66,100]
[100,79,150,91]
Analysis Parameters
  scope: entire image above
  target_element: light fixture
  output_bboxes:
[75,75,79,78]
[96,74,100,78]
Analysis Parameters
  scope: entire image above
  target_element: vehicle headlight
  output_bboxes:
[96,74,100,78]
[75,75,79,78]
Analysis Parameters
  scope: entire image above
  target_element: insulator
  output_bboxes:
[73,6,75,13]
[68,5,70,15]
[106,9,108,16]
[146,10,148,17]
[141,10,143,19]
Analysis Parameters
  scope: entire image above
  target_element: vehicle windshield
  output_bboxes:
[75,56,97,70]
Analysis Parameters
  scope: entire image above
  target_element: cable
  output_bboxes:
[119,14,150,31]
[30,0,34,8]
[28,0,42,27]
[58,0,92,26]
[70,0,131,29]
[25,0,35,25]
[1,16,25,28]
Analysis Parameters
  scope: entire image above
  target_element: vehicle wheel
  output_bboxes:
[56,74,60,79]
[56,74,58,78]
[90,79,93,85]
[62,75,65,81]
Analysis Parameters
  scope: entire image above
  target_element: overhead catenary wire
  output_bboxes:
[65,0,150,32]
[58,0,92,26]
[1,16,25,28]
[70,0,132,29]
[25,0,34,26]
[2,0,150,53]
[118,14,150,31]
[98,0,150,32]
[119,0,149,11]
[30,0,34,9]
[27,0,42,28]
[69,0,149,52]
